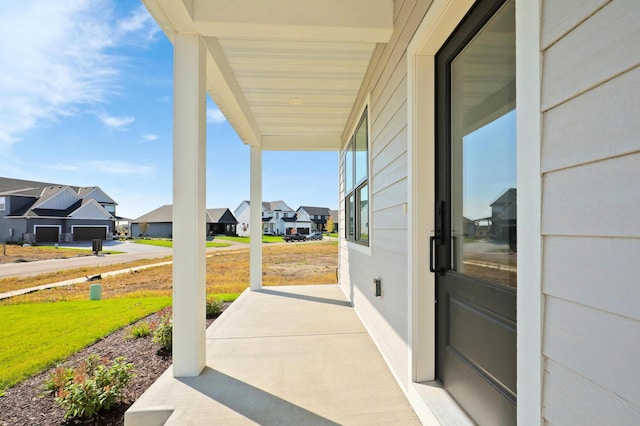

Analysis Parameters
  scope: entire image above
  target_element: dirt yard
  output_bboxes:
[0,244,94,264]
[0,242,339,305]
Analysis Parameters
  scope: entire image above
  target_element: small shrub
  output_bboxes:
[43,366,74,393]
[153,310,172,352]
[45,355,134,420]
[128,321,151,338]
[206,297,224,319]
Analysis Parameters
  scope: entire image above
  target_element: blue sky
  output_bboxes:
[0,0,338,219]
[463,110,516,220]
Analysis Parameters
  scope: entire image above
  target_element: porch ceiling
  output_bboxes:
[143,0,394,151]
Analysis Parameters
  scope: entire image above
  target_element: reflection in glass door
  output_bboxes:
[450,1,517,289]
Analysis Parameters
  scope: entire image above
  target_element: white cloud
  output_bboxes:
[142,134,159,142]
[98,114,135,129]
[207,108,227,124]
[88,160,154,176]
[0,0,160,146]
[117,5,160,42]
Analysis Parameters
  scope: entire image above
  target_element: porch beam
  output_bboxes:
[250,146,263,291]
[172,33,207,378]
[204,37,262,147]
[192,0,393,43]
[262,135,341,151]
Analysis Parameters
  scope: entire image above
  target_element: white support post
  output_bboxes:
[172,33,207,377]
[250,145,263,291]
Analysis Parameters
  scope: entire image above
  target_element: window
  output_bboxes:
[103,204,115,215]
[0,196,5,211]
[343,108,369,244]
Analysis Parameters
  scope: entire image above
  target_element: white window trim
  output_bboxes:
[71,225,109,235]
[34,225,62,238]
[407,0,543,424]
[0,196,5,211]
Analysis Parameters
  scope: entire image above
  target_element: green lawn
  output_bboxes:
[0,297,170,390]
[215,235,284,244]
[209,292,241,302]
[132,239,231,248]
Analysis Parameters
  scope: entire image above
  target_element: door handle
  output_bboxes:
[429,235,437,273]
[451,235,457,271]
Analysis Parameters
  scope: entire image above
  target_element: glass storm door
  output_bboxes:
[433,0,516,424]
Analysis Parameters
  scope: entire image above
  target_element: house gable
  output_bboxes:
[233,201,250,218]
[78,187,117,205]
[133,205,174,224]
[269,200,294,213]
[68,199,113,220]
[207,208,238,224]
[33,186,81,210]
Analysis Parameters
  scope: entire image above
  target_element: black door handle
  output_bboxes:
[429,235,437,273]
[451,235,457,271]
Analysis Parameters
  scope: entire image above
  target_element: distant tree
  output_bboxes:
[139,222,149,236]
[325,215,335,233]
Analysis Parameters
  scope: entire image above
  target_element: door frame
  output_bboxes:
[406,0,543,423]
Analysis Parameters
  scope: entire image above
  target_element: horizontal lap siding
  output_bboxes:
[339,0,432,391]
[542,0,640,110]
[541,0,640,422]
[543,358,640,425]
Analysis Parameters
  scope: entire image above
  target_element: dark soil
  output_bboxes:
[0,308,225,426]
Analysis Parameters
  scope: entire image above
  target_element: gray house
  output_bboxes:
[130,205,174,238]
[131,205,238,237]
[0,177,117,243]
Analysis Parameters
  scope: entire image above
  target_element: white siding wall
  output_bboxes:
[339,0,431,391]
[235,204,251,236]
[540,0,640,423]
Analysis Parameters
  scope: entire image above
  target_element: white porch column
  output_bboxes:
[250,145,262,291]
[172,33,207,377]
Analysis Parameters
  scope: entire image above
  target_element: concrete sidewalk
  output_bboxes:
[125,285,420,425]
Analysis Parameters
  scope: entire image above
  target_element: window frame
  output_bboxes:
[343,107,370,246]
[0,196,5,211]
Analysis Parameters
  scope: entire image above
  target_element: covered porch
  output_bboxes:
[133,0,435,423]
[125,285,420,425]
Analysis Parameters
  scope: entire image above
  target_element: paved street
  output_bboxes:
[0,241,172,279]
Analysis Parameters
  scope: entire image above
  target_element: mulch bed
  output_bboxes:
[0,307,226,425]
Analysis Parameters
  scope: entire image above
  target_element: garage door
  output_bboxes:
[73,227,107,241]
[35,227,59,243]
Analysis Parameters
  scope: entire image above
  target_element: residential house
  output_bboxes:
[234,200,295,236]
[329,209,338,233]
[206,208,238,236]
[490,188,517,248]
[130,0,640,425]
[130,205,173,238]
[131,205,238,237]
[296,206,331,233]
[0,177,117,243]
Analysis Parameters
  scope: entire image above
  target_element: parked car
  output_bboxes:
[284,233,307,242]
[307,232,323,240]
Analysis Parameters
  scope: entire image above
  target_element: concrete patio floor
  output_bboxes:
[125,284,421,425]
